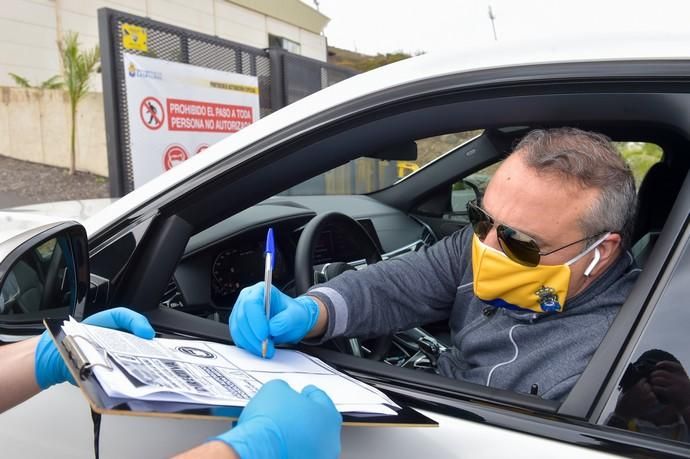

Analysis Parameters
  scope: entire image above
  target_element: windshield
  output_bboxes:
[278,130,482,196]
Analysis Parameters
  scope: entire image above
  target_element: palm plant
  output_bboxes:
[8,73,63,89]
[7,73,32,88]
[39,75,64,90]
[59,32,99,175]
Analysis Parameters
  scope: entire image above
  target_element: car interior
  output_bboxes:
[77,69,690,425]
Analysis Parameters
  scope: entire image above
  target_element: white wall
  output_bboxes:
[0,86,108,176]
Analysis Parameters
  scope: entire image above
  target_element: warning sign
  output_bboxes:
[140,97,164,130]
[163,145,189,171]
[167,98,253,133]
[122,24,148,52]
[124,53,260,188]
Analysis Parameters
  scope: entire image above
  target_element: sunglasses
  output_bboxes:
[466,199,602,267]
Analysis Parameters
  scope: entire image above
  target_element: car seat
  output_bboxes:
[631,161,686,267]
[11,260,43,313]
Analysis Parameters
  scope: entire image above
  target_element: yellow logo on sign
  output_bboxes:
[122,24,148,52]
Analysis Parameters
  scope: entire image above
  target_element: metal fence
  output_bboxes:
[98,8,357,196]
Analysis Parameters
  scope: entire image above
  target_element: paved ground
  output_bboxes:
[0,155,110,209]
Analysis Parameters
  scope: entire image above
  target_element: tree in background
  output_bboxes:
[345,51,412,72]
[615,142,664,187]
[59,32,100,175]
[328,46,416,73]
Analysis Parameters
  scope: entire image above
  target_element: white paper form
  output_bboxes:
[61,318,399,416]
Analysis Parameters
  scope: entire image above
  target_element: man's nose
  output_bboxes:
[483,226,502,251]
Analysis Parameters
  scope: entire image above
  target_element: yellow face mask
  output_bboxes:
[471,233,608,313]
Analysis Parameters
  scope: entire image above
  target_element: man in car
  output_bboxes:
[0,307,341,459]
[230,127,641,401]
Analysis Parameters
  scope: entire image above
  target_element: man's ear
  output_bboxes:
[588,233,622,278]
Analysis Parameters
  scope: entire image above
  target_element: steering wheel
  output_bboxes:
[294,212,392,360]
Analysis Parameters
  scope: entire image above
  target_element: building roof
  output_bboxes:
[229,0,329,34]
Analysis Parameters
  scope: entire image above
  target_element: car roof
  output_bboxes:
[85,35,690,236]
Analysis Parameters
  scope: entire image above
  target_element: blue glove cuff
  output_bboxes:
[34,331,73,390]
[295,296,320,335]
[215,417,285,459]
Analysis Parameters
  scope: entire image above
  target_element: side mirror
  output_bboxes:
[0,222,89,332]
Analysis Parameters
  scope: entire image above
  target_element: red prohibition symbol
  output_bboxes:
[163,144,188,170]
[140,96,165,130]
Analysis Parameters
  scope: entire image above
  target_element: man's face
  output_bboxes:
[481,150,606,298]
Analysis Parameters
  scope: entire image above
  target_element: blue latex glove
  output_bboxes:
[34,307,155,390]
[229,282,319,359]
[215,379,342,459]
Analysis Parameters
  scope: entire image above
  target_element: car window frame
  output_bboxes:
[561,168,690,420]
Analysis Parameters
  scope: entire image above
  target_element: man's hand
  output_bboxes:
[34,307,155,389]
[213,379,342,459]
[614,378,660,419]
[649,361,690,410]
[229,282,319,358]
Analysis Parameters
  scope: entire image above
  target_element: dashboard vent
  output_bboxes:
[160,277,184,309]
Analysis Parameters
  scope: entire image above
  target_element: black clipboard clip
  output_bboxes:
[62,333,113,380]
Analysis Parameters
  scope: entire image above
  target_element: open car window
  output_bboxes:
[164,129,670,415]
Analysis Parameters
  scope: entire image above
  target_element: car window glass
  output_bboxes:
[615,142,663,189]
[279,130,482,196]
[450,162,501,213]
[0,236,74,315]
[597,227,690,444]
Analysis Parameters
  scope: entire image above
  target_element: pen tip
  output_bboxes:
[265,228,275,251]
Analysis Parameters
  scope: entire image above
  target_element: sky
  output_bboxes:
[302,0,690,56]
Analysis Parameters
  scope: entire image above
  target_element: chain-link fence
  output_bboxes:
[98,8,357,196]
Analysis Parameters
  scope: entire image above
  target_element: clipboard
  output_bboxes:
[44,318,438,427]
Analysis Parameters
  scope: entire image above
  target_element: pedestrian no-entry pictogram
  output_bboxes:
[163,144,188,170]
[140,97,164,130]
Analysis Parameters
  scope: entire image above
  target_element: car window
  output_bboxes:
[167,135,668,417]
[615,142,663,189]
[451,162,501,213]
[597,224,690,445]
[279,130,482,196]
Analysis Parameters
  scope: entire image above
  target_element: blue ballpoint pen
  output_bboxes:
[261,228,275,358]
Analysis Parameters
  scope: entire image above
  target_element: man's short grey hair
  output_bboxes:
[514,127,637,248]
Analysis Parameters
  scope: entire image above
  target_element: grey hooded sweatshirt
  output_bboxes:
[308,227,640,401]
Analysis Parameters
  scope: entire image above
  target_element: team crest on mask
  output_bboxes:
[535,286,562,312]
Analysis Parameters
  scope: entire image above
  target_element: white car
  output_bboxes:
[1,37,689,458]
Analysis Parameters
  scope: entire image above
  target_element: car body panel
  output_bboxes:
[1,199,116,222]
[0,212,67,249]
[0,383,622,459]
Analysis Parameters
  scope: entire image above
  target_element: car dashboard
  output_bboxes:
[165,196,433,319]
